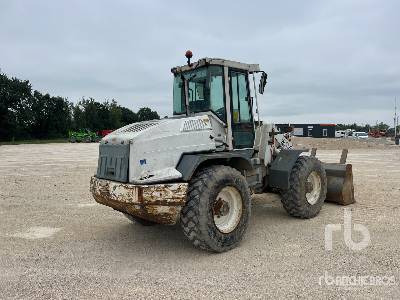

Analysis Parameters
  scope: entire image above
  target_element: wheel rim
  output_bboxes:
[213,186,243,234]
[305,171,322,205]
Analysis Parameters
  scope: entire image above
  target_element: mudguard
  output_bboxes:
[268,149,306,190]
[177,151,253,181]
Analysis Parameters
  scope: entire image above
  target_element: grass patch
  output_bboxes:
[0,138,69,145]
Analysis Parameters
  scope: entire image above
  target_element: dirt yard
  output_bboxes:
[0,140,399,299]
[292,136,397,150]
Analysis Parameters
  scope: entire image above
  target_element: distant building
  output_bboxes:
[276,123,336,138]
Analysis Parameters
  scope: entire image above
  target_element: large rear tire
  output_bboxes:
[281,156,327,218]
[180,165,251,252]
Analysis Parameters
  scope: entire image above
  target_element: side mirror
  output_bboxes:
[258,72,267,94]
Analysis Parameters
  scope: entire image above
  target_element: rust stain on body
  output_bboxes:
[90,177,188,225]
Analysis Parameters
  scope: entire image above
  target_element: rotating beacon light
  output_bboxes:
[185,50,193,66]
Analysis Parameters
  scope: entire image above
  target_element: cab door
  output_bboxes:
[229,70,254,149]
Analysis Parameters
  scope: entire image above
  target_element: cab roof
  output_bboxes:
[171,57,260,74]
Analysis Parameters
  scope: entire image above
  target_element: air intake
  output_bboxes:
[112,121,158,135]
[182,118,211,132]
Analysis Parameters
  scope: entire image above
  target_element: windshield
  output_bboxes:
[173,66,226,122]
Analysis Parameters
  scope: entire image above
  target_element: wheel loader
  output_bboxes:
[90,52,355,252]
[69,129,98,143]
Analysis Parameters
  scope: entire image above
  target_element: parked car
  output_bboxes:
[353,132,369,139]
[345,129,355,137]
[335,130,346,138]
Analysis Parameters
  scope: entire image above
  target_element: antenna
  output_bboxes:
[395,97,398,137]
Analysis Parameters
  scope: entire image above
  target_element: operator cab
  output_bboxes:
[171,54,266,150]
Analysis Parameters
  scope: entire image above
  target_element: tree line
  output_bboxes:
[2,71,396,142]
[0,72,159,141]
[336,122,397,133]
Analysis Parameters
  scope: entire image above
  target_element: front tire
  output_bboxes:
[281,156,327,218]
[180,165,251,252]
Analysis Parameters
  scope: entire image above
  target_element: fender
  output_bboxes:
[268,149,307,190]
[177,151,253,181]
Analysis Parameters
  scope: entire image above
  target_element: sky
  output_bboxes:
[1,0,399,126]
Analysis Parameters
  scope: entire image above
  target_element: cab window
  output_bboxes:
[230,71,251,123]
[172,66,226,122]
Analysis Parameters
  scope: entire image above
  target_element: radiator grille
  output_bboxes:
[96,144,129,182]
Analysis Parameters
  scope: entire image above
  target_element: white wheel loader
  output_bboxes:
[90,52,355,252]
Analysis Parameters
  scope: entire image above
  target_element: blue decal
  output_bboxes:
[139,159,147,165]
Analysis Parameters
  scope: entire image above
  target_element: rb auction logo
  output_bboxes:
[325,208,371,251]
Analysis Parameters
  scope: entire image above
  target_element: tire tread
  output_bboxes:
[180,165,250,252]
[281,156,327,219]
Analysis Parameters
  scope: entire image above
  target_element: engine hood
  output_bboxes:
[100,115,214,145]
[97,114,227,184]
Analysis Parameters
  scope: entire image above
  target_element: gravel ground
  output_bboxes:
[0,142,399,299]
[292,136,396,150]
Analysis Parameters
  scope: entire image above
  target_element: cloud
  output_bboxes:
[1,0,399,125]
